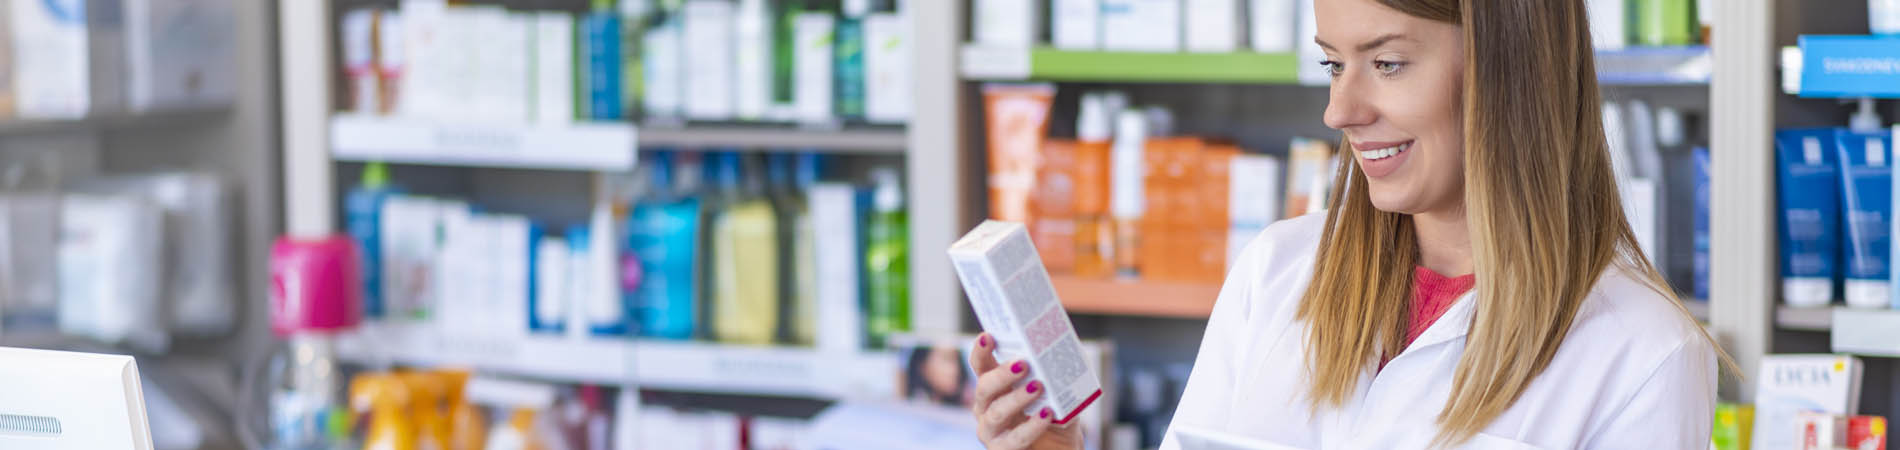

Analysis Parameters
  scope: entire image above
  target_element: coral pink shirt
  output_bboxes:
[1405,266,1476,349]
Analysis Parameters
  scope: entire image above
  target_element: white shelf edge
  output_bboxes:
[1775,305,1835,332]
[334,323,897,399]
[330,115,636,171]
[0,107,232,135]
[638,124,908,153]
[1831,308,1900,358]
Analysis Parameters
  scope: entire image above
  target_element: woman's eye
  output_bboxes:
[1320,60,1344,77]
[1373,60,1406,76]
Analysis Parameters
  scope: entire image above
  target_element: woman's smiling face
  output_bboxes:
[1316,0,1468,215]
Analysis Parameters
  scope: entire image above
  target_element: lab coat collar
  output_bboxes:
[1400,291,1478,354]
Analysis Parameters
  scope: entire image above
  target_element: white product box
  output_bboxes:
[1249,0,1296,52]
[1754,354,1864,450]
[381,195,448,321]
[1052,0,1100,50]
[643,19,685,118]
[533,236,570,333]
[123,0,236,111]
[533,12,575,124]
[1587,0,1626,50]
[794,13,835,124]
[684,0,736,120]
[1228,154,1283,268]
[863,12,910,124]
[1101,0,1181,52]
[484,12,531,122]
[1184,0,1241,52]
[975,0,1037,47]
[1294,0,1328,85]
[812,184,864,354]
[342,9,379,114]
[11,0,125,118]
[949,221,1103,424]
[58,194,166,352]
[734,0,772,120]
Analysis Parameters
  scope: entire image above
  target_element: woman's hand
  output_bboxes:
[969,333,1085,450]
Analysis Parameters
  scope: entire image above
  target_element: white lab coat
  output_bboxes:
[1159,214,1716,450]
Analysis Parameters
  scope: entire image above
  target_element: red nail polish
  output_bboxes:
[1011,361,1025,374]
[1027,381,1041,394]
[1039,408,1051,419]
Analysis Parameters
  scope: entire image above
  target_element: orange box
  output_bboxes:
[1033,140,1079,272]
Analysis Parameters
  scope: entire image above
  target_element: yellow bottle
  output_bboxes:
[349,374,415,450]
[709,153,780,345]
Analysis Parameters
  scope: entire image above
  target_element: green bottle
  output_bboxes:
[834,0,868,120]
[772,0,809,111]
[863,167,908,348]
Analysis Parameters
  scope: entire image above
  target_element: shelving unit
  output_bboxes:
[1594,46,1714,85]
[329,115,637,171]
[1831,309,1900,357]
[1052,276,1222,319]
[960,45,1300,84]
[0,108,233,136]
[1776,306,1834,331]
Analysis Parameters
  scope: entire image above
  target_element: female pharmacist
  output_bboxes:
[967,0,1725,448]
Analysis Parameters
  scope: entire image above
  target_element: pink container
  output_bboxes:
[269,235,365,336]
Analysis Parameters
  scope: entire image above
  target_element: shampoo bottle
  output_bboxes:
[345,162,397,318]
[864,167,909,348]
[834,0,869,121]
[767,154,821,345]
[710,153,781,345]
[630,152,703,339]
[1073,93,1118,278]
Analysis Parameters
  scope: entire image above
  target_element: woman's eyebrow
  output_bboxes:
[1315,33,1414,52]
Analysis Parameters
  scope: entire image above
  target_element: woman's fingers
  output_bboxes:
[972,358,1030,412]
[969,333,998,373]
[982,380,1045,431]
[993,406,1057,449]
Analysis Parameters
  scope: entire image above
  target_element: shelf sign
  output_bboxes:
[1798,35,1900,99]
[962,45,1031,80]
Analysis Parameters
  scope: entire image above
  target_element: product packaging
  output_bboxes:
[1711,403,1754,450]
[1034,140,1079,272]
[975,0,1038,47]
[1774,129,1841,308]
[1101,0,1182,52]
[382,195,448,321]
[1284,138,1334,219]
[1755,354,1865,450]
[811,183,866,353]
[709,155,781,345]
[1110,110,1149,277]
[684,0,736,120]
[124,0,236,111]
[1294,0,1328,85]
[1184,0,1242,52]
[375,11,403,114]
[1229,153,1284,268]
[0,2,13,118]
[1693,147,1711,301]
[11,0,124,118]
[863,8,910,124]
[1850,415,1888,450]
[531,236,570,334]
[835,0,870,121]
[342,9,380,114]
[1052,0,1101,50]
[629,153,703,340]
[583,6,624,120]
[794,11,835,124]
[735,0,772,120]
[1073,93,1118,278]
[1796,413,1887,450]
[643,8,684,119]
[864,168,910,348]
[949,221,1103,425]
[984,83,1057,224]
[1876,0,1900,35]
[347,163,395,319]
[1249,0,1296,52]
[1834,129,1892,309]
[1587,0,1626,49]
[58,193,166,352]
[533,12,575,124]
[1636,0,1694,46]
[1139,140,1232,283]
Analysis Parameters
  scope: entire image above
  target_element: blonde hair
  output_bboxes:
[1293,0,1729,445]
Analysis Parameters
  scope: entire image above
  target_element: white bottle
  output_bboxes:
[1873,0,1900,35]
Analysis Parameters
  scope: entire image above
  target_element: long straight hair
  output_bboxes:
[1292,0,1728,445]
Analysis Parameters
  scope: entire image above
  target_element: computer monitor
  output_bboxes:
[0,347,153,450]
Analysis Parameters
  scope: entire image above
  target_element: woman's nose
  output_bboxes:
[1322,77,1377,131]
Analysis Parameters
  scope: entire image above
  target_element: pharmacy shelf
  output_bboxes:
[1777,305,1835,332]
[1051,275,1223,319]
[1782,35,1900,98]
[334,323,898,398]
[0,107,231,136]
[1830,308,1900,358]
[1594,46,1713,86]
[638,124,908,154]
[1685,299,1711,323]
[330,115,637,171]
[960,45,1301,84]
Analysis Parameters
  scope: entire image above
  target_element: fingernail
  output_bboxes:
[979,335,990,348]
[1039,408,1052,419]
[1026,381,1041,394]
[1011,361,1025,374]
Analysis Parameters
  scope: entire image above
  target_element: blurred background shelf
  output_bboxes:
[638,124,908,154]
[1831,309,1900,357]
[0,107,232,136]
[1593,46,1713,85]
[1777,305,1835,332]
[1051,275,1222,318]
[335,324,896,399]
[960,45,1300,84]
[329,115,637,171]
[1685,299,1711,323]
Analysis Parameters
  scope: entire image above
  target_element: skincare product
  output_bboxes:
[1052,0,1100,50]
[864,167,909,348]
[1249,0,1296,52]
[862,5,909,124]
[1101,0,1181,52]
[984,83,1057,223]
[1184,0,1241,52]
[683,0,736,120]
[949,221,1103,425]
[1836,129,1892,309]
[1775,129,1843,308]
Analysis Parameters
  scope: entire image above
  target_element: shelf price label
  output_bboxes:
[1797,36,1900,99]
[962,45,1032,80]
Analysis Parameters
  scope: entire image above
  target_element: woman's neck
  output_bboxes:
[1413,204,1473,277]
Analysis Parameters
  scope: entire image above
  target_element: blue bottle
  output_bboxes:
[629,152,704,339]
[344,162,397,318]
